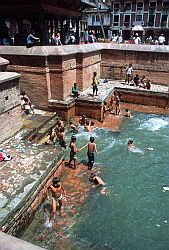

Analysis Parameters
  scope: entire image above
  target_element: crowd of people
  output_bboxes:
[109,32,167,45]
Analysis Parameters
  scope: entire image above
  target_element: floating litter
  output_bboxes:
[147,148,154,151]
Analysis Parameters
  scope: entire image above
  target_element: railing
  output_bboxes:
[124,22,130,27]
[161,22,167,28]
[88,20,110,26]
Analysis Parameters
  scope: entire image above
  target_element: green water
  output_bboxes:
[21,112,169,250]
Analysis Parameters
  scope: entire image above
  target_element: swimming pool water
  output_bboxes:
[21,112,169,250]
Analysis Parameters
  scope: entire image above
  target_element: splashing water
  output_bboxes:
[139,117,168,131]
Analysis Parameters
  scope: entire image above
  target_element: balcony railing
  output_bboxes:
[124,22,130,27]
[148,21,154,27]
[114,8,120,13]
[89,20,110,26]
[149,7,156,13]
[123,6,131,12]
[161,21,167,27]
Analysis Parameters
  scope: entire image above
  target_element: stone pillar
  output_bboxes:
[75,18,80,44]
[38,11,48,45]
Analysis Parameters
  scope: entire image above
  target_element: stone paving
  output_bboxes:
[79,79,168,103]
[0,110,64,228]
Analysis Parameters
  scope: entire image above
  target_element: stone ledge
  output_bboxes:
[0,232,45,250]
[0,72,21,84]
[0,43,169,57]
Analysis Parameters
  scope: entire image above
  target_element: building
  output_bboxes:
[111,0,169,43]
[83,0,111,38]
[0,0,95,46]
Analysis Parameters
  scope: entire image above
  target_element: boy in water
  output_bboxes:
[59,127,66,149]
[90,173,107,194]
[45,129,56,145]
[46,177,67,226]
[90,121,95,132]
[114,92,120,115]
[84,120,92,132]
[124,109,132,118]
[80,136,98,170]
[69,121,78,132]
[79,115,86,126]
[127,139,135,150]
[69,136,78,169]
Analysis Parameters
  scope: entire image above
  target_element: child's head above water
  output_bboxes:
[128,139,133,145]
[90,137,95,143]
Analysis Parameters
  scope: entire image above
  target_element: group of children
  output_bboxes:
[45,116,105,227]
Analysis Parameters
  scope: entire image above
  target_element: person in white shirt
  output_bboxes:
[116,34,123,44]
[158,34,165,45]
[134,33,141,44]
[125,63,133,84]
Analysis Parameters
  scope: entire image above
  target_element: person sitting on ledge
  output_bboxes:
[26,30,40,48]
[133,74,140,87]
[72,83,80,98]
[145,79,151,90]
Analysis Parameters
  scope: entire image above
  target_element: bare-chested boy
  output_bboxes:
[69,121,78,132]
[127,139,135,150]
[69,136,78,169]
[90,173,107,194]
[59,127,66,149]
[84,120,92,132]
[80,136,98,170]
[46,177,67,225]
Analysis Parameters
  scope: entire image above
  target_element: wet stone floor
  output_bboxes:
[22,162,97,249]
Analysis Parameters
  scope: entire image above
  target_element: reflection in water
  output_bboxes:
[21,113,169,250]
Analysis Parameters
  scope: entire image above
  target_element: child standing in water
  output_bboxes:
[69,136,78,169]
[80,136,98,170]
[46,177,67,227]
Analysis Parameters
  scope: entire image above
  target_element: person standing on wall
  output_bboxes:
[92,72,99,97]
[83,28,89,44]
[134,33,141,44]
[125,63,133,85]
[158,34,165,45]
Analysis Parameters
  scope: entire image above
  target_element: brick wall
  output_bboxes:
[0,75,22,143]
[0,106,22,143]
[0,45,169,111]
[101,47,169,86]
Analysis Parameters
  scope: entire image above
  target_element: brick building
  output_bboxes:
[111,0,169,43]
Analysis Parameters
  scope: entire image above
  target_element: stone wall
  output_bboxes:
[0,73,22,143]
[0,44,169,112]
[5,158,64,236]
[101,44,169,86]
[114,87,169,108]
